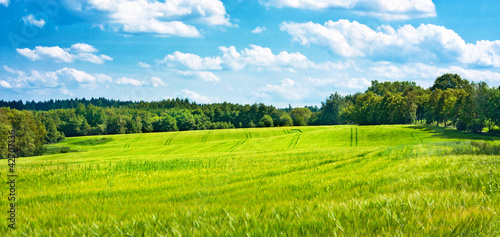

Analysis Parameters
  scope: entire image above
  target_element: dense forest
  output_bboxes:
[1,73,500,158]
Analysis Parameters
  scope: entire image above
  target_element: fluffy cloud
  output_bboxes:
[100,55,113,61]
[369,62,500,84]
[180,89,217,104]
[94,74,113,83]
[114,76,167,87]
[306,77,371,89]
[17,46,72,62]
[149,77,167,87]
[281,20,500,67]
[1,65,111,90]
[162,52,222,70]
[22,14,46,28]
[262,0,436,20]
[261,78,309,101]
[137,62,151,68]
[161,45,345,72]
[59,88,75,96]
[0,0,9,7]
[252,26,267,34]
[0,80,13,88]
[17,43,113,64]
[69,0,231,37]
[71,43,98,53]
[2,66,58,88]
[221,45,348,71]
[57,67,97,83]
[176,71,220,82]
[115,77,145,86]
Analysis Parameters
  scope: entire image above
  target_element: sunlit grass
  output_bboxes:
[1,125,499,236]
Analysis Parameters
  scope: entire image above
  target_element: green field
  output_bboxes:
[2,125,500,236]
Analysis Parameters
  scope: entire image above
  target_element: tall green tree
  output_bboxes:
[0,109,12,159]
[349,92,381,125]
[487,87,500,128]
[278,114,293,127]
[318,92,346,125]
[152,114,178,132]
[430,73,471,92]
[37,112,64,143]
[258,115,274,127]
[367,80,422,96]
[290,108,312,126]
[175,110,196,131]
[427,89,462,127]
[6,109,47,157]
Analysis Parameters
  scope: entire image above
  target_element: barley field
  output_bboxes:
[2,125,500,236]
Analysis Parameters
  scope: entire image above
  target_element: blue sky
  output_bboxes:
[1,0,499,107]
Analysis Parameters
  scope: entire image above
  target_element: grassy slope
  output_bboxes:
[2,125,500,236]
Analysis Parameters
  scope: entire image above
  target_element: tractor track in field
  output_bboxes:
[410,133,419,144]
[163,145,182,154]
[201,130,213,143]
[416,134,424,143]
[410,133,424,144]
[245,129,252,139]
[228,139,247,153]
[164,132,180,146]
[124,134,145,148]
[219,150,378,191]
[288,133,302,150]
[284,128,302,135]
[163,151,377,202]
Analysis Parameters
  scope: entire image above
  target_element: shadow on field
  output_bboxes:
[71,137,113,146]
[408,125,500,141]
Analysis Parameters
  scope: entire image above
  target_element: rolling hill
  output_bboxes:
[2,125,500,236]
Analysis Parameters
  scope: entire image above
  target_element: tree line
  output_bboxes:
[1,73,499,158]
[329,74,500,132]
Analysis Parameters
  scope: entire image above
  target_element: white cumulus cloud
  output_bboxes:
[0,0,9,7]
[0,80,13,88]
[59,87,75,96]
[149,77,167,87]
[115,77,145,86]
[17,46,72,62]
[57,67,97,83]
[137,62,151,68]
[369,62,500,84]
[71,43,98,53]
[1,65,112,91]
[180,89,217,104]
[176,70,221,82]
[281,20,500,67]
[261,78,309,101]
[162,51,223,70]
[22,14,46,28]
[251,26,267,34]
[16,43,113,64]
[262,0,436,20]
[113,76,167,87]
[305,77,371,90]
[72,0,232,37]
[162,45,344,72]
[196,71,220,82]
[219,45,344,71]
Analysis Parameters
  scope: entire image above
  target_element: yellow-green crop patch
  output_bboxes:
[1,125,500,236]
